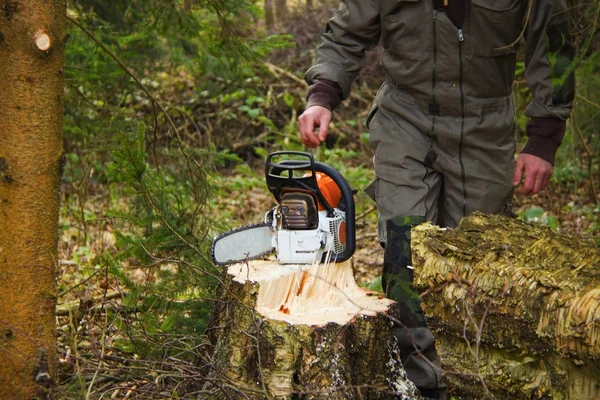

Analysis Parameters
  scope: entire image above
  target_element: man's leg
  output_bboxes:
[384,216,448,398]
[367,104,448,398]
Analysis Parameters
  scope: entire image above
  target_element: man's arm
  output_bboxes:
[515,0,575,194]
[299,1,380,147]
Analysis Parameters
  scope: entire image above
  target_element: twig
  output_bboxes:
[576,94,600,110]
[263,61,373,106]
[58,265,105,297]
[571,111,598,203]
[264,61,306,87]
[56,292,123,316]
[356,205,376,221]
[495,0,533,51]
[355,232,378,241]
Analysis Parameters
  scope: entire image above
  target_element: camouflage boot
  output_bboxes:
[383,216,448,400]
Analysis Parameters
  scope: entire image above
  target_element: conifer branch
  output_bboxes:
[67,15,216,264]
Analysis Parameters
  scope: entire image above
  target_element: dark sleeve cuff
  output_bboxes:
[521,117,566,165]
[306,79,343,112]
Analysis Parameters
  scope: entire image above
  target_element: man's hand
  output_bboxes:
[298,106,332,148]
[513,153,553,195]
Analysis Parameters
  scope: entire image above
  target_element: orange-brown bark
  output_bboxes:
[0,1,66,398]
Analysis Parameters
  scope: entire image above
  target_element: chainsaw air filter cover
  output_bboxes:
[280,191,318,230]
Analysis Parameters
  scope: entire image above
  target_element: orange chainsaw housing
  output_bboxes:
[315,172,342,210]
[316,172,346,246]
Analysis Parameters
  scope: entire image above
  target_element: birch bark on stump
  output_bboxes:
[203,259,423,399]
[412,212,600,400]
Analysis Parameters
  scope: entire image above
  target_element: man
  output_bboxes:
[298,1,575,399]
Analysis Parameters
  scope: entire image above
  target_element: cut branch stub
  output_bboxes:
[34,30,51,51]
[204,259,423,400]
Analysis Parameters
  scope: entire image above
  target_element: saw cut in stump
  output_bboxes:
[412,212,600,400]
[203,259,423,399]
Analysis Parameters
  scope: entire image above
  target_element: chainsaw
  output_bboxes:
[211,151,355,265]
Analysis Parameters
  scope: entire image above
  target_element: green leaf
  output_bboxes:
[248,108,260,118]
[160,315,177,332]
[282,91,295,108]
[360,133,370,144]
[521,207,544,220]
[360,275,383,293]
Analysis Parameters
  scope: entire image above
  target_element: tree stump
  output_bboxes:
[203,259,423,399]
[412,212,600,400]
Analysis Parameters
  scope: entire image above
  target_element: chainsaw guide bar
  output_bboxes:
[211,223,275,265]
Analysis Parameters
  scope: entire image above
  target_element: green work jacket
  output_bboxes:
[306,0,574,121]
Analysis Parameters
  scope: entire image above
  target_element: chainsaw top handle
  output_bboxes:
[265,151,356,263]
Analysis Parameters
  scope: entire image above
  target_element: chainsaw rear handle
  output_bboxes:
[265,151,355,263]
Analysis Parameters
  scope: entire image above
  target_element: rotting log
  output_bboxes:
[412,212,600,400]
[203,259,423,399]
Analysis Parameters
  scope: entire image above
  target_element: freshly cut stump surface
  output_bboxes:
[204,259,423,399]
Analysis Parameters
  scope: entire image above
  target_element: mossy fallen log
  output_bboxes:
[203,259,423,399]
[412,212,600,399]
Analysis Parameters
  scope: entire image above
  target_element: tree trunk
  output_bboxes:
[275,0,288,23]
[412,212,600,400]
[265,0,274,34]
[0,1,66,398]
[203,259,423,399]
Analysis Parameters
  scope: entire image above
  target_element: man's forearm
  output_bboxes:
[306,79,343,112]
[522,0,574,164]
[521,117,566,165]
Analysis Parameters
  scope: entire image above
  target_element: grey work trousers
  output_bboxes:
[364,84,516,398]
[366,83,516,241]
